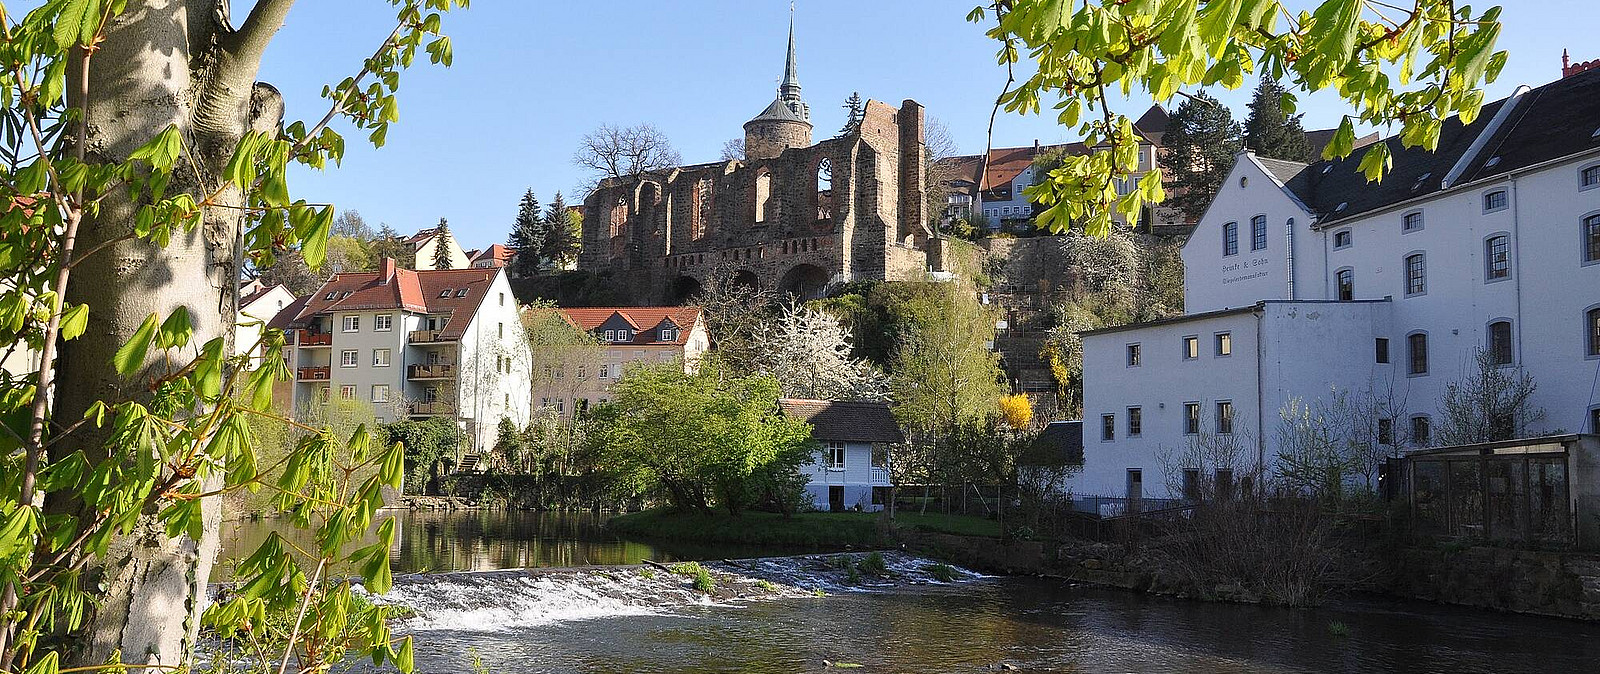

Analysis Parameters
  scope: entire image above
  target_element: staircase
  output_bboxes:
[455,453,481,474]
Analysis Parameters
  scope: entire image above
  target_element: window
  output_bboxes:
[498,292,505,306]
[1488,320,1513,365]
[1585,213,1600,264]
[1378,418,1394,446]
[1183,402,1201,435]
[1183,336,1199,360]
[1402,210,1424,232]
[373,348,391,367]
[342,315,359,332]
[1127,407,1142,437]
[498,322,504,338]
[826,441,845,469]
[1182,469,1201,501]
[340,385,356,400]
[754,170,773,223]
[660,328,676,342]
[1214,332,1232,357]
[1484,235,1510,280]
[1101,414,1115,441]
[340,350,358,367]
[1584,165,1600,189]
[1592,407,1600,434]
[455,288,468,298]
[1375,338,1390,364]
[1483,190,1508,212]
[324,291,337,300]
[1407,333,1428,375]
[1214,469,1234,500]
[577,365,587,379]
[1222,222,1238,256]
[438,289,452,298]
[1126,343,1142,367]
[604,330,615,341]
[555,399,565,414]
[617,329,630,342]
[372,384,389,403]
[1250,215,1267,251]
[1336,268,1354,301]
[1404,253,1426,296]
[1588,307,1600,357]
[1216,401,1234,434]
[1333,230,1352,249]
[1411,416,1431,447]
[1126,469,1143,501]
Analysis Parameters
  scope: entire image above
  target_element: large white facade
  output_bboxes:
[1074,70,1600,499]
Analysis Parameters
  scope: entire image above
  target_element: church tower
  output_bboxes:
[743,9,812,161]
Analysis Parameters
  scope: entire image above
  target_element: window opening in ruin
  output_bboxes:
[755,170,773,224]
[816,158,834,220]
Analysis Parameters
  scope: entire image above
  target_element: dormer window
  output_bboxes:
[617,329,631,342]
[660,328,676,342]
[604,330,615,341]
[438,289,451,298]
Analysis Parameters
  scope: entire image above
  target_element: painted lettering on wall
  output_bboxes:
[1220,256,1272,284]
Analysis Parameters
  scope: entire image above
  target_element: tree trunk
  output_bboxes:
[50,0,291,666]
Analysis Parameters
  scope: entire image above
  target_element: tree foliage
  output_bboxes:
[431,217,455,270]
[839,92,864,136]
[1436,348,1547,446]
[587,361,815,516]
[509,189,544,277]
[542,192,581,267]
[979,0,1507,236]
[571,123,682,191]
[753,304,889,402]
[0,0,464,669]
[1157,91,1242,223]
[888,284,1006,432]
[1244,76,1311,161]
[382,417,467,494]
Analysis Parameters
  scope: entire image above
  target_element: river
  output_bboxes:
[217,510,1600,673]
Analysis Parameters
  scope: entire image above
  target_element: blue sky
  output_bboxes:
[257,1,1598,250]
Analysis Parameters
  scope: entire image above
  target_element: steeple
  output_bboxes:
[779,6,802,112]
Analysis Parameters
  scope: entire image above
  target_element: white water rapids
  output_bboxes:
[363,551,985,632]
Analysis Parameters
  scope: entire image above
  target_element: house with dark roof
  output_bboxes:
[1071,65,1600,499]
[534,306,709,417]
[269,258,531,457]
[778,398,902,512]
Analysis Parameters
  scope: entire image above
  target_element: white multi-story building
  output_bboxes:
[236,280,296,366]
[270,258,531,452]
[1072,67,1600,499]
[778,399,900,512]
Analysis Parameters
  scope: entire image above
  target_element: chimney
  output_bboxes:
[378,257,395,283]
[1033,139,1040,153]
[1563,49,1600,78]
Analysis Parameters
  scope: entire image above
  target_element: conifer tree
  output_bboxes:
[1158,91,1243,223]
[508,189,544,276]
[432,218,456,270]
[839,92,864,136]
[1244,77,1312,162]
[542,192,582,267]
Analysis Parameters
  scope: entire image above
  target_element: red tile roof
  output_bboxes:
[286,264,501,340]
[559,306,702,346]
[471,243,514,266]
[239,282,285,309]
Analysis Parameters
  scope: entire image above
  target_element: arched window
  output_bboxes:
[1484,234,1511,281]
[1336,268,1354,301]
[1407,332,1429,376]
[815,158,834,221]
[1586,306,1600,357]
[1250,214,1267,251]
[1482,189,1508,213]
[1221,222,1238,256]
[1404,253,1426,296]
[754,169,773,224]
[691,179,712,241]
[608,197,628,237]
[1487,320,1513,365]
[1584,212,1600,264]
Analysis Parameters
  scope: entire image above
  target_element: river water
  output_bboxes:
[217,510,1600,673]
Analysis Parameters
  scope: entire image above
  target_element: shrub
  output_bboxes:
[924,563,958,583]
[857,551,888,576]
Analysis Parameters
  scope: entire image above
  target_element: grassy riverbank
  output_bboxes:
[607,509,1002,547]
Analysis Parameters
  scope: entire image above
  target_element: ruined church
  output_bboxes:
[577,17,937,304]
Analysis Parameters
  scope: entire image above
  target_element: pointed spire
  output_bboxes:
[779,3,801,102]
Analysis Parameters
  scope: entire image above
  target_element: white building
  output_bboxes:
[1072,67,1600,499]
[270,258,531,453]
[407,226,470,270]
[778,399,900,512]
[236,280,296,366]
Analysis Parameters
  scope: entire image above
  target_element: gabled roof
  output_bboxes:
[1020,420,1084,467]
[287,265,501,340]
[560,306,703,346]
[1132,105,1170,145]
[239,283,286,309]
[778,398,905,444]
[471,243,514,266]
[1282,68,1600,225]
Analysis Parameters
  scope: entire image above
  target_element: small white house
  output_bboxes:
[779,399,901,512]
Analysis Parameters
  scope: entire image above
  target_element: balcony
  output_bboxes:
[409,401,452,416]
[409,329,455,344]
[870,467,892,486]
[408,363,456,380]
[297,330,332,347]
[296,366,330,381]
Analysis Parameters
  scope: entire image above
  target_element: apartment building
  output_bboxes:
[1073,66,1600,498]
[531,306,708,416]
[271,258,531,452]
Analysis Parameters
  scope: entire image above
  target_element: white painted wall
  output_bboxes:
[1182,154,1319,314]
[801,440,888,511]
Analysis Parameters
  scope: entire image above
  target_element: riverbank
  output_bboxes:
[606,508,1002,547]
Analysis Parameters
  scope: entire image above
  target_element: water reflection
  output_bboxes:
[215,510,825,580]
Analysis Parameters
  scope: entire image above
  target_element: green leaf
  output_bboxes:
[23,650,57,674]
[193,338,225,399]
[1323,117,1355,160]
[59,304,89,340]
[52,0,96,48]
[396,636,415,673]
[1357,142,1391,183]
[113,314,159,375]
[298,206,335,268]
[157,306,192,349]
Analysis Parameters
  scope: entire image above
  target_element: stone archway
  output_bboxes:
[777,263,831,301]
[668,275,703,304]
[731,269,760,290]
